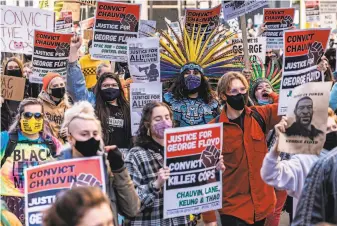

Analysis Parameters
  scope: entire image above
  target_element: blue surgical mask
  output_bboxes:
[257,99,271,105]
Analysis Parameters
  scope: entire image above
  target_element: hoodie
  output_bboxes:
[38,91,70,143]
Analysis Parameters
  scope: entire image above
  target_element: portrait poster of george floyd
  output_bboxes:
[278,82,332,155]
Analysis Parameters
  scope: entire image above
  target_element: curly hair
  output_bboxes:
[134,102,173,147]
[94,72,131,145]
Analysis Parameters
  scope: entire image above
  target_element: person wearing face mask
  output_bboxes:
[124,102,226,226]
[38,72,70,143]
[79,39,110,89]
[164,63,219,127]
[261,108,337,220]
[0,98,62,224]
[58,101,140,226]
[202,72,281,226]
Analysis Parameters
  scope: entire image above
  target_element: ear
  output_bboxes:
[220,93,227,102]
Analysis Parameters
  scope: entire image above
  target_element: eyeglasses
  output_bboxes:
[22,112,44,120]
[228,87,247,96]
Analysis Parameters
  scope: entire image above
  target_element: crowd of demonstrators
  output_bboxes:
[1,200,22,226]
[0,98,62,224]
[43,187,114,226]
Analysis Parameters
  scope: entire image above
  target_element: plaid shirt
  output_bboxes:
[124,145,190,226]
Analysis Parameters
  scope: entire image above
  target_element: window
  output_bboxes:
[25,0,33,6]
[152,1,178,5]
[149,8,178,29]
[0,1,5,5]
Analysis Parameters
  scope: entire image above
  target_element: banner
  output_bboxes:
[55,11,73,33]
[262,8,295,49]
[1,75,26,101]
[320,13,337,29]
[31,30,72,83]
[319,1,337,13]
[278,29,331,115]
[92,1,141,62]
[25,157,106,226]
[139,20,156,38]
[278,82,331,155]
[130,83,162,136]
[222,0,268,21]
[185,4,221,42]
[0,6,54,55]
[232,37,266,64]
[305,0,320,23]
[54,0,80,22]
[163,123,223,218]
[127,37,160,83]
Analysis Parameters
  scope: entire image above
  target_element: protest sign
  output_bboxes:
[1,75,26,101]
[232,37,266,64]
[91,1,141,62]
[0,6,54,55]
[319,1,337,13]
[127,37,160,83]
[30,30,72,83]
[55,11,73,33]
[262,8,295,49]
[54,0,80,22]
[130,83,162,136]
[320,13,336,29]
[222,0,268,21]
[305,0,320,23]
[185,4,221,42]
[278,82,331,155]
[139,20,156,37]
[163,123,223,218]
[25,157,106,226]
[80,17,95,30]
[278,29,331,115]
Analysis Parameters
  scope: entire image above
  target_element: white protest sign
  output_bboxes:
[127,37,160,83]
[319,1,337,13]
[222,0,268,21]
[0,6,54,54]
[320,13,336,29]
[139,20,156,38]
[232,37,266,64]
[130,83,162,136]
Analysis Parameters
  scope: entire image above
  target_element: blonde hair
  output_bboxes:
[328,107,337,124]
[62,101,103,137]
[217,71,249,98]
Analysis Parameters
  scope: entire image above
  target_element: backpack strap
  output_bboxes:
[1,133,18,168]
[251,108,266,133]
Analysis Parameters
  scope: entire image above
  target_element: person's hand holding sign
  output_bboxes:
[308,41,324,66]
[121,14,138,32]
[105,145,125,172]
[271,116,288,158]
[152,167,170,190]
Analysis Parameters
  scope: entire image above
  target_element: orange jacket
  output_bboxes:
[202,93,281,224]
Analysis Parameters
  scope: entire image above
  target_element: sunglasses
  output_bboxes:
[22,112,44,120]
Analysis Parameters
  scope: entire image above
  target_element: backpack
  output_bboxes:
[215,108,266,133]
[0,133,56,168]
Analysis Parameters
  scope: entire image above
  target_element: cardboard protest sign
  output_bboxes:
[222,0,268,21]
[163,123,223,218]
[55,11,73,33]
[25,157,106,226]
[130,83,162,136]
[185,4,221,42]
[139,20,156,38]
[127,37,160,83]
[0,6,54,55]
[320,13,337,29]
[92,1,141,62]
[54,0,80,22]
[31,30,72,83]
[262,8,295,49]
[80,17,95,30]
[305,0,320,23]
[1,75,26,101]
[232,37,266,64]
[278,29,331,115]
[278,82,331,155]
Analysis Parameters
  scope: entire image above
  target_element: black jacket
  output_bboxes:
[292,147,337,226]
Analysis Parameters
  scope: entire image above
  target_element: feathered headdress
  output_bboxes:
[158,22,244,81]
[251,58,282,93]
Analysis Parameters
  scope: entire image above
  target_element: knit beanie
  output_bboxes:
[42,72,61,91]
[250,78,272,103]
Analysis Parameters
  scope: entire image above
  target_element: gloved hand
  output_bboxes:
[105,145,124,172]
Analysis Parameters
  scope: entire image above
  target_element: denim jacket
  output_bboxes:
[66,61,96,106]
[330,83,337,112]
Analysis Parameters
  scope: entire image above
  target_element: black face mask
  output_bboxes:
[323,131,337,151]
[75,137,100,157]
[50,87,65,99]
[225,93,248,110]
[100,88,120,102]
[7,69,22,77]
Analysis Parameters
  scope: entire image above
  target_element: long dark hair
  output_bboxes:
[171,73,213,103]
[135,102,173,148]
[94,72,131,144]
[3,57,23,76]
